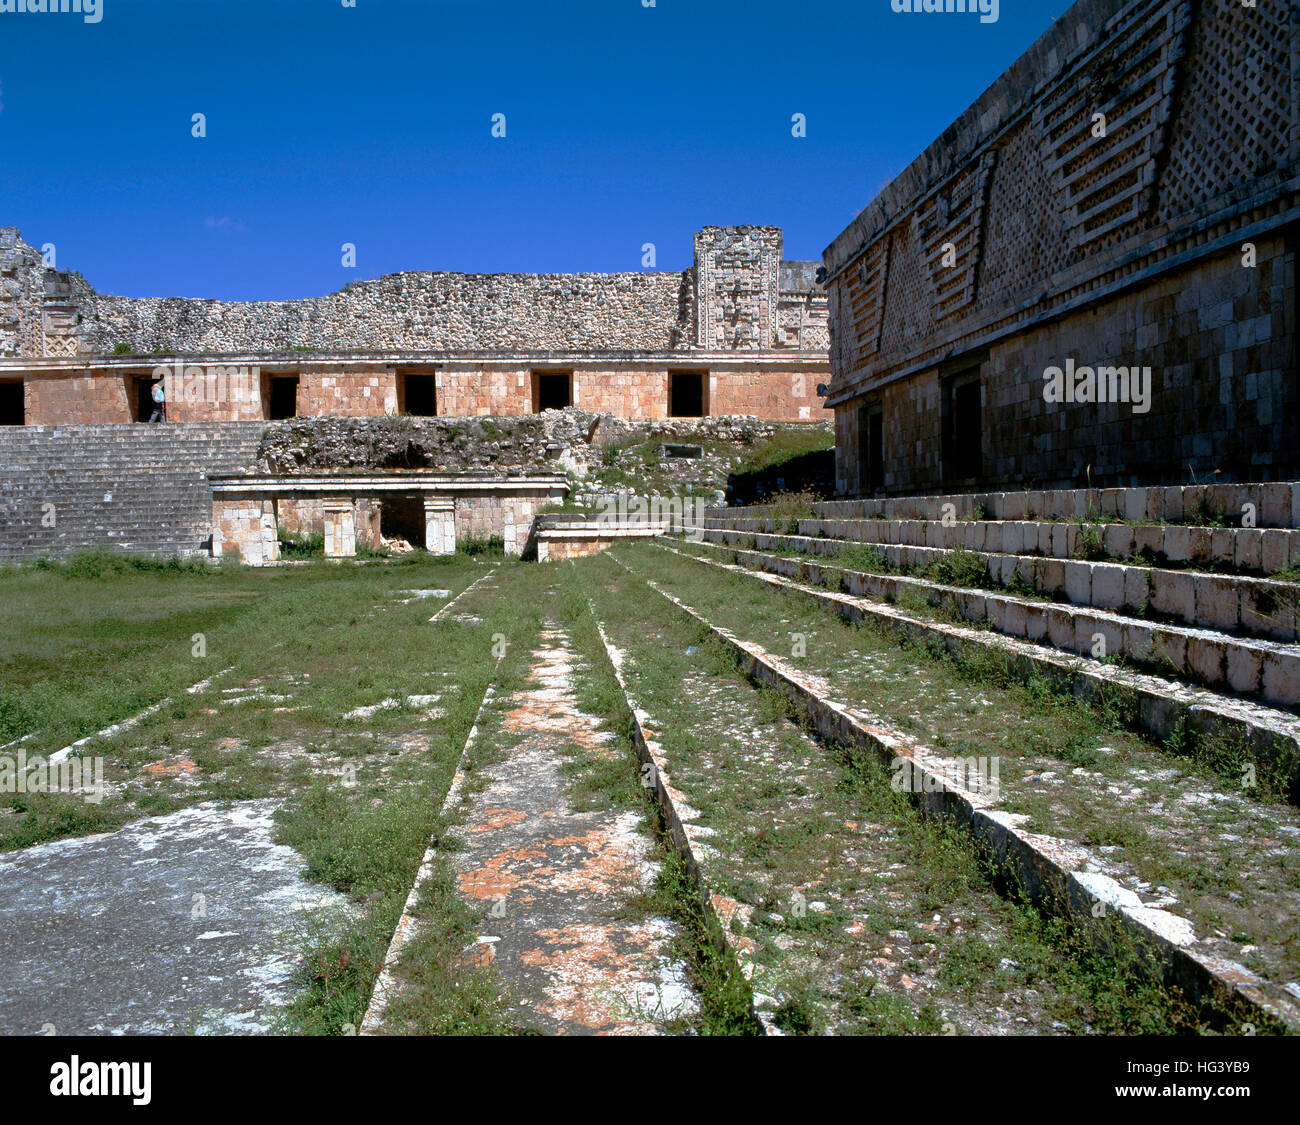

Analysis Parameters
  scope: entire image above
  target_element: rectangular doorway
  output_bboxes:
[400,373,437,416]
[0,380,24,425]
[942,367,983,483]
[130,377,160,422]
[533,372,572,412]
[669,372,706,418]
[858,404,883,493]
[267,375,299,420]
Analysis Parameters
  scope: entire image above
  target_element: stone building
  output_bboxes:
[823,0,1298,497]
[0,225,829,426]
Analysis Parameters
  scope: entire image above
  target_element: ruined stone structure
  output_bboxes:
[210,472,569,563]
[823,0,1299,496]
[0,226,829,426]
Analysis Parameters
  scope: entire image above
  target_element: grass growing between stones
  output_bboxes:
[680,535,1299,799]
[553,566,760,1035]
[0,552,555,1034]
[610,540,1300,1004]
[567,550,1256,1034]
[276,562,551,1034]
[0,555,488,850]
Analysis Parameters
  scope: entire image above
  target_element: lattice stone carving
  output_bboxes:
[42,333,79,357]
[913,147,999,322]
[1156,0,1295,224]
[842,238,890,371]
[1033,0,1193,259]
[877,223,935,359]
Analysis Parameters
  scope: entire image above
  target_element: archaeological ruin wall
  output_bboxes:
[0,226,830,427]
[823,0,1300,496]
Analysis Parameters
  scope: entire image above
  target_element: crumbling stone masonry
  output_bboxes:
[210,472,568,563]
[823,0,1299,496]
[0,227,829,426]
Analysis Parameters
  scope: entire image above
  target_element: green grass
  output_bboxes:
[568,549,1264,1034]
[609,540,1300,1003]
[731,428,834,476]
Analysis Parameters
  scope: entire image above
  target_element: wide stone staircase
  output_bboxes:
[0,423,266,561]
[666,482,1300,781]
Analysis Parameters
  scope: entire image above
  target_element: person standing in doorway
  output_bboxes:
[149,379,165,423]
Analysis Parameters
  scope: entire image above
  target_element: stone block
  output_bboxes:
[1262,651,1300,706]
[1241,584,1297,641]
[1186,637,1227,686]
[1187,527,1212,565]
[1149,629,1188,674]
[1023,602,1049,641]
[1262,529,1289,574]
[1123,488,1146,522]
[1235,529,1264,572]
[1091,563,1126,610]
[1163,526,1191,563]
[1037,557,1066,593]
[1133,524,1163,559]
[1163,486,1184,523]
[1073,612,1116,659]
[1046,605,1076,651]
[1151,570,1195,621]
[1003,522,1023,555]
[1103,524,1134,558]
[1124,567,1151,613]
[1193,574,1241,632]
[1124,620,1155,664]
[1063,561,1093,605]
[1260,482,1292,528]
[1004,599,1029,638]
[1226,646,1264,694]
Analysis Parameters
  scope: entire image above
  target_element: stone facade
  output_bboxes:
[824,0,1300,496]
[0,227,830,426]
[210,472,568,562]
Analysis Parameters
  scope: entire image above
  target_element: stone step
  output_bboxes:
[617,545,1300,1032]
[678,536,1300,709]
[720,481,1300,529]
[702,517,1300,576]
[695,526,1300,642]
[0,424,262,559]
[659,540,1300,792]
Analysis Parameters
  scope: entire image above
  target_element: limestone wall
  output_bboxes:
[1,225,829,362]
[826,0,1300,494]
[77,271,694,355]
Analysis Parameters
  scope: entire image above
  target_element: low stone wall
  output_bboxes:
[533,514,671,563]
[211,472,568,563]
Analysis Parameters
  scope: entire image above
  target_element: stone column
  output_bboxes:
[424,494,456,555]
[323,498,356,559]
[259,499,280,565]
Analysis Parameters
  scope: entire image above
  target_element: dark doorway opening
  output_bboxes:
[130,377,162,423]
[0,381,24,426]
[670,372,706,418]
[942,368,983,483]
[401,373,437,417]
[379,495,425,548]
[534,372,572,412]
[267,376,299,420]
[858,404,883,493]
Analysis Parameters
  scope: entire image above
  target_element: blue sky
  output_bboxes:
[0,0,1065,299]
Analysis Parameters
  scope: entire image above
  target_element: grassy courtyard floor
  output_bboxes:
[0,547,1289,1035]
